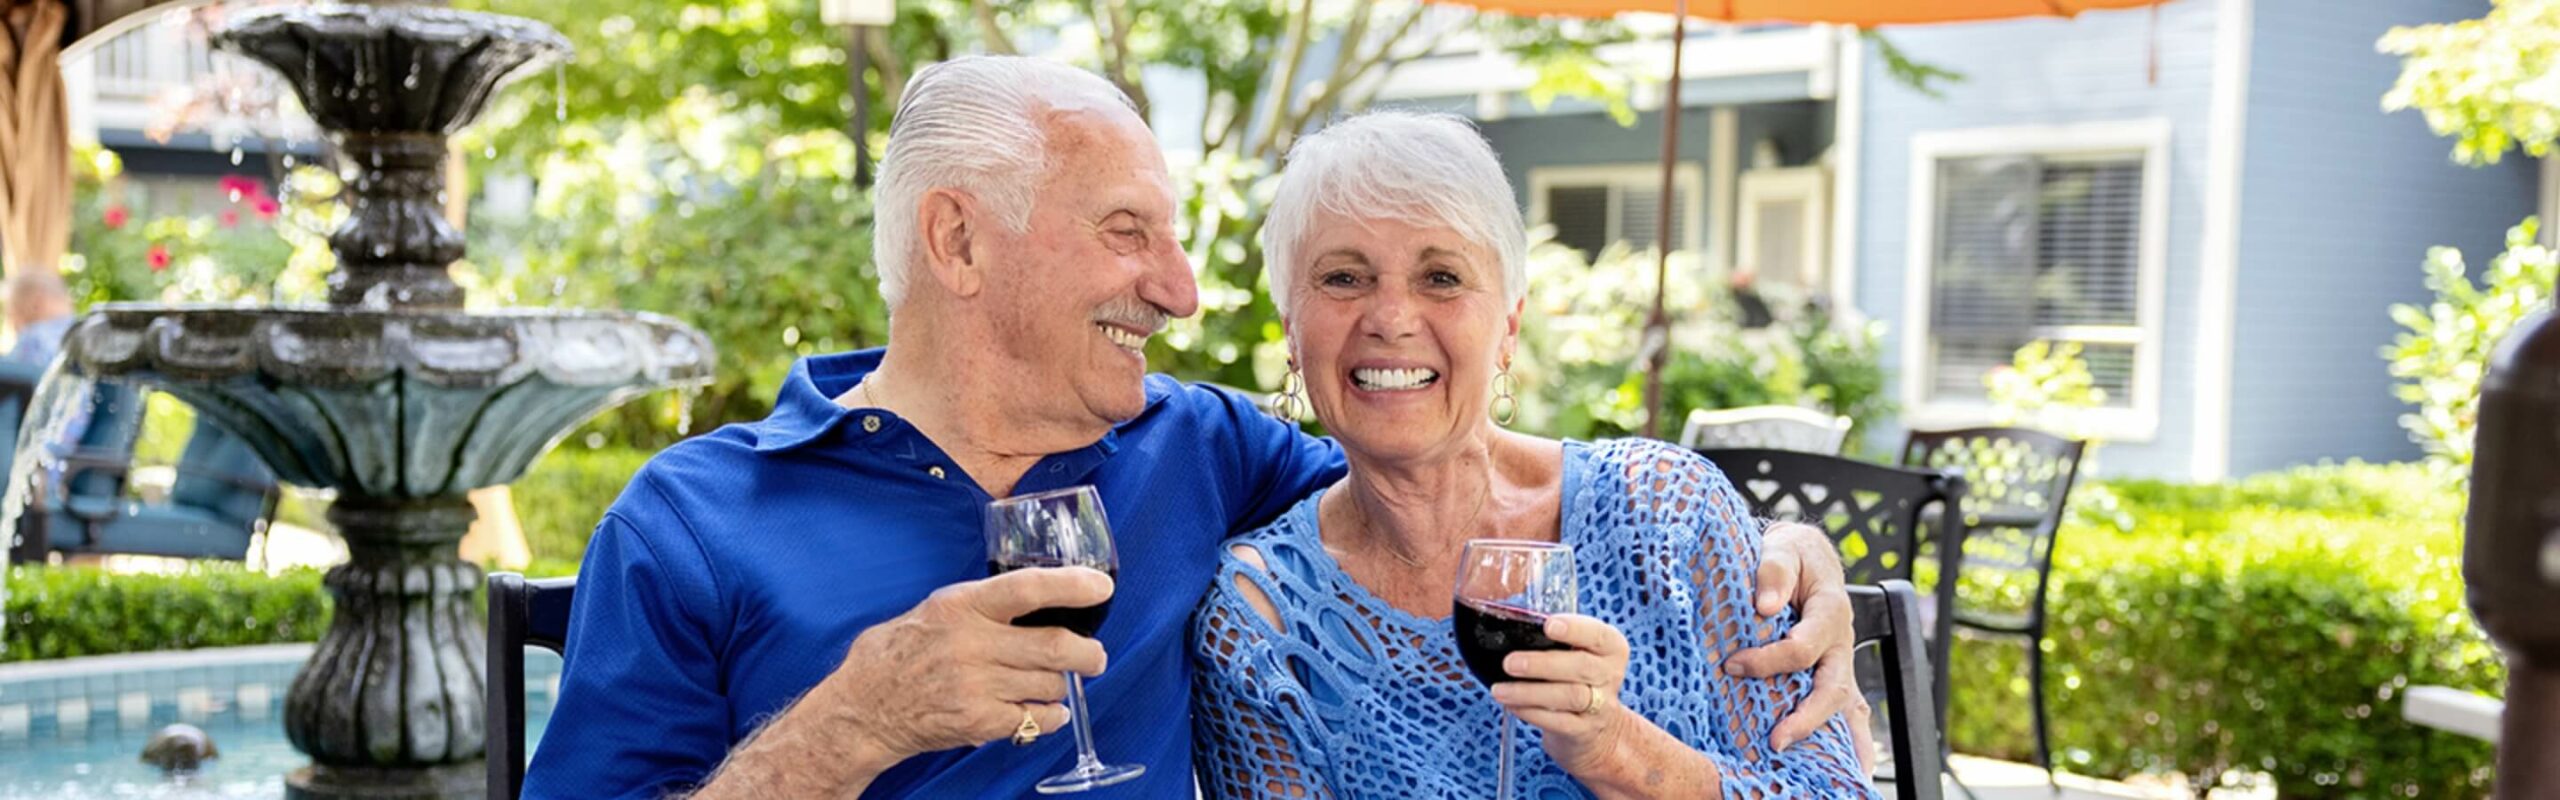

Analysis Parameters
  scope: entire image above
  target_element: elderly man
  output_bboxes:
[526,56,1865,799]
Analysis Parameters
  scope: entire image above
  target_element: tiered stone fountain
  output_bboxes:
[59,5,714,797]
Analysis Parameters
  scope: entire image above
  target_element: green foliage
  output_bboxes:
[66,145,339,308]
[451,0,892,449]
[2,565,329,662]
[1511,238,1889,441]
[2382,0,2560,165]
[2383,218,2556,482]
[1984,341,2108,431]
[1948,462,2499,796]
[1863,30,1967,99]
[509,446,654,566]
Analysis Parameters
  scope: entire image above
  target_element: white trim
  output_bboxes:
[1736,165,1829,292]
[1708,107,1740,274]
[2192,0,2252,481]
[1525,163,1709,254]
[1899,119,2174,443]
[1827,28,1865,305]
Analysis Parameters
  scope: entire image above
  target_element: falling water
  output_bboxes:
[554,62,567,122]
[230,147,245,165]
[0,360,105,650]
[674,385,703,436]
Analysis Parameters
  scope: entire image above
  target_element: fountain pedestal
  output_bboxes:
[60,6,714,799]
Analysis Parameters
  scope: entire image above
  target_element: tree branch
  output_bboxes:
[864,26,909,112]
[1249,0,1319,161]
[1282,2,1428,151]
[1340,16,1462,119]
[970,0,1018,55]
[1086,0,1150,118]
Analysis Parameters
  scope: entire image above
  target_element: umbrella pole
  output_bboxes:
[1640,0,1687,440]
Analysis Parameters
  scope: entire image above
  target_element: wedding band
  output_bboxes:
[1580,685,1606,716]
[1011,708,1043,746]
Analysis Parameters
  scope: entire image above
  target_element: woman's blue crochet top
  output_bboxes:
[1191,438,1877,799]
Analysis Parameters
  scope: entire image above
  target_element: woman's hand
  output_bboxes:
[1490,613,1638,776]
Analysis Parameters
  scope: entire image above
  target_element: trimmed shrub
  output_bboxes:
[511,446,653,567]
[3,565,328,662]
[1946,462,2499,797]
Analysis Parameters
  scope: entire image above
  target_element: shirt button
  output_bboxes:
[928,466,946,480]
[861,416,881,433]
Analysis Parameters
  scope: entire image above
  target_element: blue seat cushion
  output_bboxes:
[88,506,255,560]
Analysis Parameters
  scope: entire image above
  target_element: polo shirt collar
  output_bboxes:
[752,348,1177,455]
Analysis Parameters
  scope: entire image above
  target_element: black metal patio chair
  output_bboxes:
[1900,426,2086,785]
[487,572,576,800]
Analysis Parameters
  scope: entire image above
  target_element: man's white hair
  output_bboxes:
[873,56,1136,307]
[1261,110,1526,318]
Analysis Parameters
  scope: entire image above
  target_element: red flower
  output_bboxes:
[147,244,171,271]
[102,205,129,230]
[217,174,262,198]
[252,196,281,219]
[219,209,241,228]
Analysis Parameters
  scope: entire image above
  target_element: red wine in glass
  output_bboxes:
[1450,539,1578,800]
[1453,598,1566,687]
[987,560,1115,638]
[984,485,1145,794]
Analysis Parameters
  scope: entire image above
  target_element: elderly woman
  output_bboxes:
[1190,111,1876,799]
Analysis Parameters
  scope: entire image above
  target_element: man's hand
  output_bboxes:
[827,566,1115,759]
[1726,521,1874,769]
[688,567,1115,800]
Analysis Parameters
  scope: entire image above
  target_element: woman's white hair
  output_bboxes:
[873,56,1136,307]
[1261,110,1526,317]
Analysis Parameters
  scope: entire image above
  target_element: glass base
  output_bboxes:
[1034,762,1145,794]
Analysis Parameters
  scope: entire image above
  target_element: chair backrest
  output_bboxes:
[1899,427,2085,577]
[1695,447,1965,731]
[165,419,279,528]
[1681,405,1853,454]
[487,572,576,800]
[64,382,143,502]
[1853,580,1945,800]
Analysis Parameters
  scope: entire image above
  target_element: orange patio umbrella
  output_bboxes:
[1424,0,2170,439]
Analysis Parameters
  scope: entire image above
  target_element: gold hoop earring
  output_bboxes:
[1268,359,1310,421]
[1490,368,1518,427]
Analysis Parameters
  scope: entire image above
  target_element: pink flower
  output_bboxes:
[252,196,281,219]
[102,205,129,230]
[217,174,262,198]
[219,209,241,228]
[147,244,171,271]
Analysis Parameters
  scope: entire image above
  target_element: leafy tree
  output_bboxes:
[452,0,1637,445]
[2385,218,2557,481]
[2382,0,2560,165]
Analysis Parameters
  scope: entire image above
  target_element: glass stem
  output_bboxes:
[1064,671,1102,770]
[1497,713,1514,800]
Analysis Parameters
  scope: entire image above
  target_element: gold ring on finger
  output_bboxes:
[1580,684,1605,716]
[1011,707,1043,746]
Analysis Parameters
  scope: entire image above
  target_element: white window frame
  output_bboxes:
[1735,165,1829,294]
[1899,119,2171,442]
[1526,163,1709,257]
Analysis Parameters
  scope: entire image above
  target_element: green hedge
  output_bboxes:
[1946,462,2500,797]
[3,565,329,662]
[511,446,653,570]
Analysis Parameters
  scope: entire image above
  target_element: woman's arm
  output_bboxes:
[1498,445,1875,798]
[1191,545,1338,800]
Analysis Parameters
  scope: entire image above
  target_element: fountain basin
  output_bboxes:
[65,306,710,501]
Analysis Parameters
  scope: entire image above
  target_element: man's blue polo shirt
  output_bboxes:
[523,349,1342,799]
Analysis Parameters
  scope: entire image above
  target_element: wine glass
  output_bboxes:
[1451,539,1579,800]
[984,485,1144,794]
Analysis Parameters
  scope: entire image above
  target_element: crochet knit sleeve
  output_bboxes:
[1191,543,1340,800]
[1615,441,1878,798]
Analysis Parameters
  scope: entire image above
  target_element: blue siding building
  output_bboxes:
[1401,0,2537,480]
